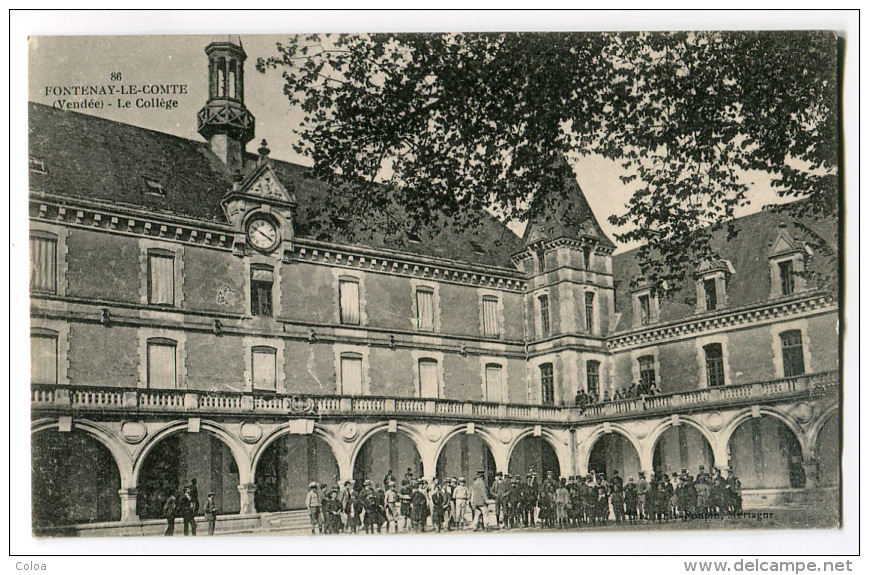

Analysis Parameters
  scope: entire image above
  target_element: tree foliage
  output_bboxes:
[257,31,839,293]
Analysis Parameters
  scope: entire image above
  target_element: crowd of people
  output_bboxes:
[575,381,662,409]
[302,464,744,535]
[162,478,219,536]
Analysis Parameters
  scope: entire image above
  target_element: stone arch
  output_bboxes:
[507,428,571,479]
[724,407,809,490]
[433,424,501,482]
[132,420,250,520]
[251,423,348,482]
[350,422,429,483]
[31,420,125,528]
[251,425,343,512]
[31,418,134,488]
[132,420,251,485]
[646,416,716,476]
[806,404,840,457]
[721,406,809,460]
[583,425,643,480]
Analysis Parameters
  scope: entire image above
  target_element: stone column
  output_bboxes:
[118,488,139,523]
[238,483,257,515]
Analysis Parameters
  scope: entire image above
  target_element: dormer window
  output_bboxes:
[632,284,659,327]
[469,240,487,255]
[144,178,165,197]
[695,260,734,313]
[768,224,812,299]
[29,156,48,174]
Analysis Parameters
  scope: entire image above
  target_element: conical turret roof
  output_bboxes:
[521,167,614,249]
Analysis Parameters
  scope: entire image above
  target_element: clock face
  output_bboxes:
[247,218,279,251]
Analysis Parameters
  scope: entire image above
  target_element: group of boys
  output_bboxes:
[303,465,744,534]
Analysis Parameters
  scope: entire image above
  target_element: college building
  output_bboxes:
[29,39,840,535]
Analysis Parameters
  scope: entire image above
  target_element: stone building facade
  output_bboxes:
[29,39,839,534]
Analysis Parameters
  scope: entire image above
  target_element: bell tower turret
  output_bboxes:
[197,37,255,172]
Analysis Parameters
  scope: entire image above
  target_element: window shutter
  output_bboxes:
[482,297,500,337]
[252,348,277,391]
[147,342,177,389]
[149,253,175,305]
[341,356,363,395]
[340,280,360,324]
[417,289,434,331]
[485,364,503,403]
[31,334,58,385]
[419,360,439,398]
[30,235,56,293]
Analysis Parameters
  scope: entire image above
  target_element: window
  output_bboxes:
[339,279,360,325]
[340,354,364,396]
[148,250,175,306]
[540,363,555,406]
[147,339,177,389]
[638,294,651,325]
[418,359,439,398]
[251,266,274,317]
[416,288,434,331]
[252,347,277,391]
[704,343,725,387]
[30,233,57,294]
[704,278,718,311]
[536,249,546,274]
[539,295,550,337]
[586,360,600,397]
[31,331,58,385]
[779,260,795,296]
[482,296,500,337]
[484,364,504,403]
[582,245,593,269]
[638,355,656,388]
[144,179,165,197]
[585,292,595,333]
[781,330,806,377]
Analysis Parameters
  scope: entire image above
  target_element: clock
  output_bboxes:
[246,217,280,252]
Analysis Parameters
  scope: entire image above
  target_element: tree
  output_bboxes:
[257,31,839,293]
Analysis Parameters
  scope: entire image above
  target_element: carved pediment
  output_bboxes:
[241,164,294,204]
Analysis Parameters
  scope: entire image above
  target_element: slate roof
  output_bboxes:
[611,201,839,333]
[521,169,615,250]
[28,102,525,269]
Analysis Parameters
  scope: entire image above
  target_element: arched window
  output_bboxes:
[418,358,439,398]
[780,330,806,377]
[251,265,274,317]
[638,355,656,389]
[484,363,504,403]
[540,363,554,406]
[340,353,363,396]
[586,360,601,397]
[147,338,177,389]
[538,295,550,337]
[585,292,595,333]
[252,346,277,392]
[339,278,360,325]
[704,343,725,387]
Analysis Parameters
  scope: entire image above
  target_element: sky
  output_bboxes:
[29,34,791,253]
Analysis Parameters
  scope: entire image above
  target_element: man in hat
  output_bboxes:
[471,470,490,531]
[399,479,413,531]
[163,490,178,536]
[203,491,218,536]
[180,486,197,536]
[384,481,399,533]
[636,471,649,521]
[490,471,507,527]
[453,477,470,529]
[520,473,538,527]
[442,477,454,530]
[430,481,447,532]
[305,482,322,534]
[404,467,415,484]
[360,480,380,534]
[410,480,429,532]
[624,477,638,525]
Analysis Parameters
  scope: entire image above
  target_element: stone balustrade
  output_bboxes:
[31,370,838,424]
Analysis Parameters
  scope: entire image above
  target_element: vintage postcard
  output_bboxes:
[25,28,844,546]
